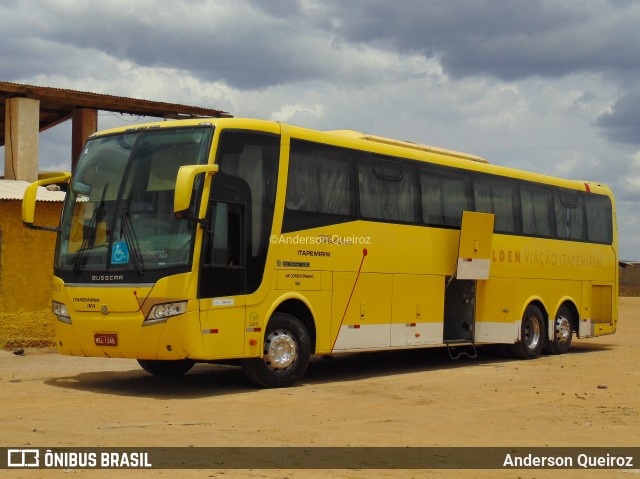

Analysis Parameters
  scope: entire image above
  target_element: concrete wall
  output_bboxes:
[0,200,62,348]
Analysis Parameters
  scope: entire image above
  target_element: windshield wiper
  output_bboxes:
[119,194,145,275]
[73,183,108,275]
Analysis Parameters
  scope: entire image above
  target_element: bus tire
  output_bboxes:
[508,305,545,360]
[544,305,573,355]
[137,359,195,376]
[242,313,311,388]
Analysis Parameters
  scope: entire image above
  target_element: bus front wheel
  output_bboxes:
[509,305,545,360]
[242,313,311,388]
[544,305,573,355]
[137,359,195,376]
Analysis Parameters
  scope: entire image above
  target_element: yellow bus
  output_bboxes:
[23,118,617,387]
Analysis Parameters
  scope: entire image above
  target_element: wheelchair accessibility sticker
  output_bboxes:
[111,242,130,264]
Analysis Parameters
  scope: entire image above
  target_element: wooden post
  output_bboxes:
[71,108,97,173]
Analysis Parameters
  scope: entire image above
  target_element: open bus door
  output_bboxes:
[444,211,494,359]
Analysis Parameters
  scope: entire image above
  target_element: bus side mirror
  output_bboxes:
[22,172,71,231]
[174,164,219,214]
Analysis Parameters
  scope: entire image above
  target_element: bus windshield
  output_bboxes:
[55,126,213,282]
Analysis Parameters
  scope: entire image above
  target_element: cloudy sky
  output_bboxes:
[2,0,639,259]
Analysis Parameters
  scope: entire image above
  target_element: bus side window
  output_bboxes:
[473,177,518,233]
[282,139,356,232]
[206,202,243,267]
[521,186,553,237]
[420,169,470,228]
[358,156,416,223]
[555,190,585,240]
[286,144,354,216]
[585,194,613,244]
[199,199,246,298]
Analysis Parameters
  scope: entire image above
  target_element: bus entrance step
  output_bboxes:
[445,341,477,360]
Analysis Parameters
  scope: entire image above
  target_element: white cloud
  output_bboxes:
[270,103,324,124]
[621,150,640,193]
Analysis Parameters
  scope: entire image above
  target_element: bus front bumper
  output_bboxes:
[54,310,204,360]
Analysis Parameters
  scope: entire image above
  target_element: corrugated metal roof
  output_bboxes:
[0,179,66,202]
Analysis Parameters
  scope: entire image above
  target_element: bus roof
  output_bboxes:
[326,130,489,164]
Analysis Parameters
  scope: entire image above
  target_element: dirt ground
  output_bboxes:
[1,298,639,479]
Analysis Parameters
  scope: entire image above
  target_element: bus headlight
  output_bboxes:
[52,301,72,324]
[144,301,188,326]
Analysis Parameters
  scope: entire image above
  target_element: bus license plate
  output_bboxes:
[94,333,118,346]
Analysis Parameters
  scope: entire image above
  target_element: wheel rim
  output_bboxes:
[264,329,297,370]
[555,315,572,343]
[524,315,542,350]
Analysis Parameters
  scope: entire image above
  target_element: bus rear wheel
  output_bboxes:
[544,305,573,355]
[242,313,311,388]
[509,305,545,360]
[137,359,195,376]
